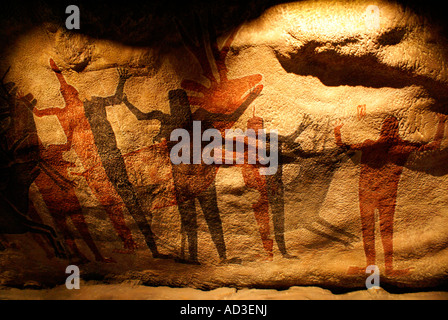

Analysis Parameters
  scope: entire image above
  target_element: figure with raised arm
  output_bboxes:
[33,59,167,258]
[334,114,446,275]
[123,87,261,264]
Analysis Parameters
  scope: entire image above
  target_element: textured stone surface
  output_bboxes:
[1,283,447,300]
[0,0,447,293]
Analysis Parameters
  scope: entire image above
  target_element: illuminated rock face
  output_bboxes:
[0,0,447,290]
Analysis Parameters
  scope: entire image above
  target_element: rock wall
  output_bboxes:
[0,0,447,291]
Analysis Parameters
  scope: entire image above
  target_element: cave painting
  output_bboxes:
[165,17,264,263]
[117,16,267,263]
[335,114,446,276]
[0,70,65,258]
[32,59,169,259]
[224,109,311,259]
[31,138,114,263]
[123,88,261,264]
[266,115,360,252]
[281,119,360,248]
[177,15,263,133]
[5,16,445,272]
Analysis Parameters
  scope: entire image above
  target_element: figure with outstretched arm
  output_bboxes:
[122,88,262,264]
[33,59,140,255]
[82,67,170,259]
[334,114,446,276]
[34,59,171,259]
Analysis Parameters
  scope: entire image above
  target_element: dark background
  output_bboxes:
[1,0,447,47]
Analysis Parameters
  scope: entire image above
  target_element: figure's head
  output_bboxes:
[169,89,189,108]
[380,116,400,139]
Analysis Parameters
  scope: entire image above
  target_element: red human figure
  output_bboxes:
[33,59,137,252]
[335,115,446,276]
[240,111,273,259]
[31,138,115,263]
[218,108,274,260]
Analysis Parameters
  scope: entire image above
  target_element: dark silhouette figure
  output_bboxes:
[0,69,65,258]
[123,88,261,264]
[335,115,446,276]
[279,143,360,248]
[81,68,167,258]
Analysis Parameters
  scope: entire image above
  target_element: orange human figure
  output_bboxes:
[33,59,137,252]
[31,138,114,263]
[335,115,446,276]
[239,111,273,259]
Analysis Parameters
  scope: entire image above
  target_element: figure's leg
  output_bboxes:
[100,155,165,258]
[267,163,295,258]
[96,196,137,253]
[316,217,360,243]
[379,196,412,276]
[360,195,376,266]
[27,200,56,259]
[49,210,88,263]
[242,165,273,259]
[348,190,376,274]
[70,211,115,263]
[304,224,352,247]
[177,198,199,264]
[379,197,395,272]
[39,172,114,263]
[252,196,273,259]
[23,224,66,259]
[85,167,137,252]
[197,180,230,263]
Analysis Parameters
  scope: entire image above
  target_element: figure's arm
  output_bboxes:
[114,68,129,99]
[283,114,313,143]
[33,106,63,117]
[193,85,263,122]
[122,94,170,123]
[334,122,350,149]
[334,122,372,151]
[101,68,131,106]
[406,114,447,152]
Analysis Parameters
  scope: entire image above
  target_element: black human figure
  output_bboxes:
[0,74,65,258]
[264,117,315,258]
[123,88,261,264]
[265,116,360,250]
[81,69,170,259]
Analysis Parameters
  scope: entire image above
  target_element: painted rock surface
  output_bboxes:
[0,0,447,291]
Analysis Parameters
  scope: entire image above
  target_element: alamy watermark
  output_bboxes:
[65,265,80,289]
[169,121,278,175]
[65,5,80,30]
[365,265,380,289]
